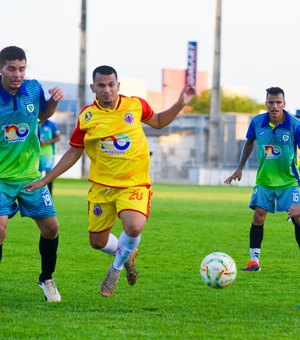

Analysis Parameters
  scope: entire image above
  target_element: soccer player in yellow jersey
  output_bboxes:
[25,65,196,297]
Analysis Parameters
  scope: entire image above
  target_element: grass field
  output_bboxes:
[1,179,300,339]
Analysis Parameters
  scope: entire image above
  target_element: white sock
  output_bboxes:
[250,248,260,263]
[113,232,141,270]
[100,233,118,256]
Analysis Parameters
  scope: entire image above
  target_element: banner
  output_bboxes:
[186,41,197,86]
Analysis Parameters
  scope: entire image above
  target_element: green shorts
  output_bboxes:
[0,179,56,219]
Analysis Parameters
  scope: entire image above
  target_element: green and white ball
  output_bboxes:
[200,252,237,288]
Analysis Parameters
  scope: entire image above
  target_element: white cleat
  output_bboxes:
[38,279,61,302]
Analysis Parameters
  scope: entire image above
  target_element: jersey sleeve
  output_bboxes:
[69,118,86,148]
[295,125,300,148]
[137,97,154,122]
[38,83,47,112]
[246,119,256,141]
[50,120,60,133]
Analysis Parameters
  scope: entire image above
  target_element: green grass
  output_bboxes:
[1,179,300,339]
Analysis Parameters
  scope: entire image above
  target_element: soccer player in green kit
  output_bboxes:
[225,87,300,271]
[0,46,64,301]
[39,119,61,195]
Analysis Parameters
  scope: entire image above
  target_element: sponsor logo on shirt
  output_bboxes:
[263,144,281,158]
[100,133,131,154]
[2,123,30,142]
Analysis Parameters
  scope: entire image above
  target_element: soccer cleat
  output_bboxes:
[242,260,261,272]
[100,266,121,297]
[38,279,61,302]
[124,248,139,286]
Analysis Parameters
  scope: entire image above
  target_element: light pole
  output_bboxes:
[208,0,222,167]
[78,0,87,177]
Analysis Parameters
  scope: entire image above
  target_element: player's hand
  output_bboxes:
[23,179,46,192]
[288,204,300,218]
[180,84,196,106]
[49,87,64,102]
[224,168,242,184]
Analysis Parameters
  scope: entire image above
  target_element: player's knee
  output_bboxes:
[253,212,266,225]
[125,224,143,238]
[38,219,59,239]
[89,237,107,250]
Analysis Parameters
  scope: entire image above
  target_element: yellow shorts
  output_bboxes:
[87,184,153,233]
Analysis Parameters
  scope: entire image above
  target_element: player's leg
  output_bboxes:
[0,216,8,262]
[0,181,20,262]
[243,186,273,271]
[248,206,267,267]
[87,195,121,297]
[19,183,60,302]
[34,217,60,302]
[100,186,151,297]
[35,217,59,281]
[277,186,300,248]
[100,211,146,297]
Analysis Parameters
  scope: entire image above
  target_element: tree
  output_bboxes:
[186,89,265,114]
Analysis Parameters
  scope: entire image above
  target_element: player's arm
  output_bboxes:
[144,84,196,129]
[224,139,254,184]
[39,87,64,121]
[24,146,84,191]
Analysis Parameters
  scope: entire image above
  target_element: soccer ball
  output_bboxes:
[200,252,237,289]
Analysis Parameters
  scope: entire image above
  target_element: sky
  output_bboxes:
[2,0,300,113]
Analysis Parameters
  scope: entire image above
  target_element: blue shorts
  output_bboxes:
[39,155,55,173]
[249,185,300,213]
[0,179,56,219]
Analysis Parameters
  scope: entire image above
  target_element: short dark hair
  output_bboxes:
[266,87,285,99]
[0,46,26,66]
[92,65,118,81]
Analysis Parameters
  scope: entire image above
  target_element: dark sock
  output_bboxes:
[39,235,59,282]
[250,223,264,248]
[291,218,300,248]
[0,244,2,262]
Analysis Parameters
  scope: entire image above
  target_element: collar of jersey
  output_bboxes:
[261,110,291,130]
[94,95,122,111]
[0,79,28,104]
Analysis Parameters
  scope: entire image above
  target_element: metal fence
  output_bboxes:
[54,113,257,184]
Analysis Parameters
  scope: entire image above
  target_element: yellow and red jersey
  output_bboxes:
[70,95,154,188]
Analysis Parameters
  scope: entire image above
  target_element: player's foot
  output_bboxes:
[242,260,261,272]
[124,248,139,286]
[100,266,121,297]
[38,279,61,302]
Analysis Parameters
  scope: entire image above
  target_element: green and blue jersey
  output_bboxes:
[247,111,300,188]
[39,119,59,156]
[0,79,46,181]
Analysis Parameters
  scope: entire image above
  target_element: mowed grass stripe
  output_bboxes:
[54,185,251,201]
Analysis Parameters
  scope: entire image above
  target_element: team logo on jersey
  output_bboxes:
[100,134,131,154]
[26,103,35,115]
[281,134,290,143]
[263,144,281,158]
[124,112,134,124]
[93,204,103,217]
[84,111,92,121]
[2,123,30,142]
